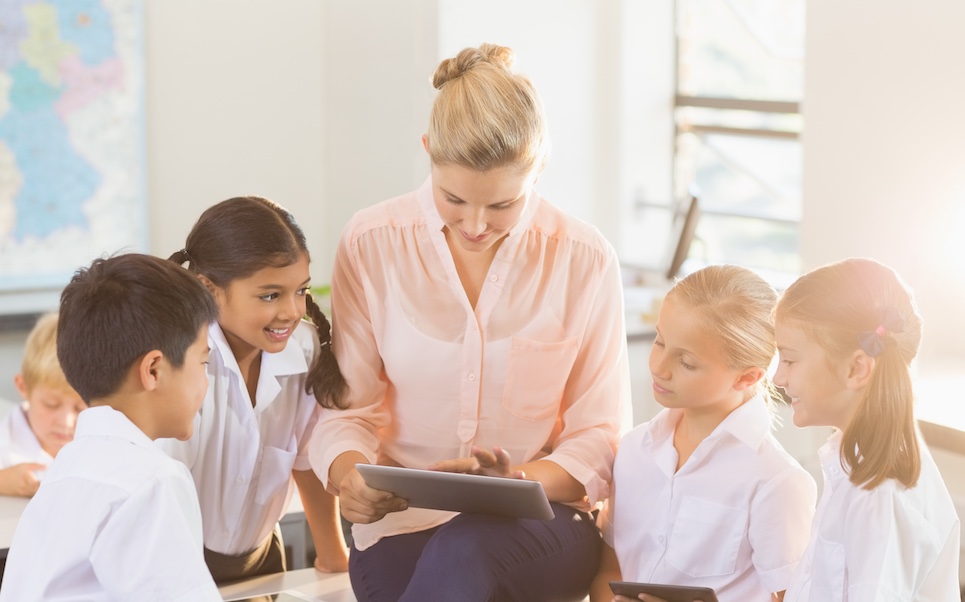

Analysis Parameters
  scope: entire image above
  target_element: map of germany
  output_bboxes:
[0,0,145,297]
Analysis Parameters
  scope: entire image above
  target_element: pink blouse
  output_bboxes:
[310,177,631,550]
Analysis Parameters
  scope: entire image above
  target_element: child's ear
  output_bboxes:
[197,274,216,294]
[13,373,27,400]
[845,350,876,390]
[197,274,225,306]
[137,350,165,391]
[733,367,765,391]
[421,133,430,154]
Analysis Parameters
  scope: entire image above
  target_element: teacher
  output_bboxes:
[310,43,631,602]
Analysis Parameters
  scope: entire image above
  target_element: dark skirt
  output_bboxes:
[204,525,286,585]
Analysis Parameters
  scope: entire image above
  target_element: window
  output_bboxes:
[633,0,805,286]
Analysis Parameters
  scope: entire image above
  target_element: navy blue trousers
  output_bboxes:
[349,503,601,602]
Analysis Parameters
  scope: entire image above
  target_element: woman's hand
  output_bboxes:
[429,445,525,479]
[336,465,408,524]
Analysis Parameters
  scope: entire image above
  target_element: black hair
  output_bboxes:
[57,253,219,404]
[170,196,348,409]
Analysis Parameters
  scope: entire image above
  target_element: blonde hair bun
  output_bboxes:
[427,43,549,172]
[432,43,515,89]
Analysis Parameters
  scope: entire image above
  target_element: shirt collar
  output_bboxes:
[641,393,773,451]
[208,321,308,380]
[74,405,154,448]
[819,429,848,483]
[714,393,773,451]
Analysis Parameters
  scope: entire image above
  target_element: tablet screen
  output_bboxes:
[356,464,555,520]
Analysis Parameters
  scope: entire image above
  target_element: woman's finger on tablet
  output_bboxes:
[428,456,479,474]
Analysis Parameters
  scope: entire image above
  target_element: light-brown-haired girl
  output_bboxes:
[775,258,960,601]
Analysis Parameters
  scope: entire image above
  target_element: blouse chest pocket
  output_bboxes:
[807,535,845,602]
[255,445,297,506]
[667,496,747,578]
[502,336,579,421]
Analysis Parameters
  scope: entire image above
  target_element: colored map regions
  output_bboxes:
[0,0,145,294]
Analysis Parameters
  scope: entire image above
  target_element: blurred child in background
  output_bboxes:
[0,312,85,497]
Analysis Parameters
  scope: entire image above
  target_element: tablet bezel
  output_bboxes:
[609,580,719,602]
[355,464,556,520]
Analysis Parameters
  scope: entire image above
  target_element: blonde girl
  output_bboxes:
[161,196,350,583]
[591,265,816,602]
[775,258,960,601]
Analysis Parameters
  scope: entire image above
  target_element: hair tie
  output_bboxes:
[857,307,905,357]
[320,341,331,348]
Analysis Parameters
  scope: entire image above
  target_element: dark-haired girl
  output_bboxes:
[160,196,349,583]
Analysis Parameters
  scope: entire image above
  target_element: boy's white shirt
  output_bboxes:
[783,430,961,602]
[600,394,817,601]
[156,320,322,555]
[0,401,53,467]
[0,405,220,601]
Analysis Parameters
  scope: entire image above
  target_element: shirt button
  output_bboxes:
[468,373,477,381]
[490,275,498,282]
[237,476,245,484]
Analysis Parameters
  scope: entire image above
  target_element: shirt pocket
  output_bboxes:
[255,445,297,506]
[502,336,579,421]
[667,496,747,578]
[808,535,845,602]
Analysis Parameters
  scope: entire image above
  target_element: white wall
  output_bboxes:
[144,0,329,270]
[803,0,965,362]
[5,0,964,400]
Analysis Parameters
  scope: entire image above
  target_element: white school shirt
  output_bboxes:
[600,395,817,601]
[157,320,322,555]
[0,402,53,467]
[783,431,961,602]
[311,177,632,551]
[0,406,220,601]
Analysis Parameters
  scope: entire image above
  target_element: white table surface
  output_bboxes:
[219,568,355,601]
[0,495,30,555]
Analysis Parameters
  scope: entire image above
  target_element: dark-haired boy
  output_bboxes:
[0,254,221,601]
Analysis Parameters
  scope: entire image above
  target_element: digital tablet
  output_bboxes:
[609,581,719,602]
[355,464,555,520]
[225,590,356,602]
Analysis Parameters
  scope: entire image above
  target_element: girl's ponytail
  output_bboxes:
[843,342,920,489]
[304,293,348,409]
[168,248,191,267]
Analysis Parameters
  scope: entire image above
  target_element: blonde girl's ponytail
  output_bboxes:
[843,307,920,489]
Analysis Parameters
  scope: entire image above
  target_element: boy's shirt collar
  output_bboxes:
[74,405,154,448]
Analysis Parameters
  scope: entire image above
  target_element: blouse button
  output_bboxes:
[490,275,498,282]
[468,373,477,381]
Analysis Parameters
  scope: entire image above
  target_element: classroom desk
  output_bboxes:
[219,568,355,601]
[0,495,29,560]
